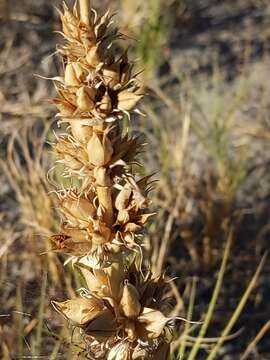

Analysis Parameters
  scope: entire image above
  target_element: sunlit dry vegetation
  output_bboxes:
[1,0,270,359]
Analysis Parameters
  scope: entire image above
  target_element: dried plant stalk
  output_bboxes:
[46,1,175,358]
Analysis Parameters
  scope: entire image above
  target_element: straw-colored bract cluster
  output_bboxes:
[48,1,174,358]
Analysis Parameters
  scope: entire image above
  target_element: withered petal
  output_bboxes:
[137,307,170,338]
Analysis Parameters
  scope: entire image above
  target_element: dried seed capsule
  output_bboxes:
[87,132,113,166]
[54,99,75,116]
[62,196,95,223]
[70,121,93,143]
[86,45,100,67]
[76,86,95,111]
[124,222,141,233]
[115,185,132,210]
[52,297,103,326]
[72,62,86,81]
[119,282,141,318]
[65,63,80,86]
[117,209,129,224]
[117,90,143,111]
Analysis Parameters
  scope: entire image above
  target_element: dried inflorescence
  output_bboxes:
[53,263,174,359]
[48,1,174,358]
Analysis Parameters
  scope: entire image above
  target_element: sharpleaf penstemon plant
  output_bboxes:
[48,0,174,358]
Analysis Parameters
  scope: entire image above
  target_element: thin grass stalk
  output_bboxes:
[240,319,270,360]
[15,284,24,358]
[187,229,233,360]
[32,264,47,356]
[49,328,65,360]
[206,253,267,360]
[178,277,197,358]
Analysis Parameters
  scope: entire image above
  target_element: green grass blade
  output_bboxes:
[178,277,197,359]
[206,253,267,360]
[187,230,233,360]
[15,283,24,358]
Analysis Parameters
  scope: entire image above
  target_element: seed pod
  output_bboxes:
[54,99,75,116]
[62,196,95,223]
[52,297,103,326]
[124,222,141,233]
[115,186,132,210]
[65,63,80,86]
[80,268,109,296]
[73,62,86,81]
[117,209,129,224]
[87,132,113,166]
[70,121,93,143]
[76,86,95,111]
[86,45,100,67]
[50,228,91,256]
[106,262,125,300]
[117,90,143,111]
[119,282,141,318]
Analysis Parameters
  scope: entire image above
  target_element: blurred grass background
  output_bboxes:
[1,0,270,358]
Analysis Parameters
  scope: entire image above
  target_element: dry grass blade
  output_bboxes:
[153,109,191,275]
[240,319,270,360]
[31,264,48,357]
[15,284,24,358]
[0,123,61,285]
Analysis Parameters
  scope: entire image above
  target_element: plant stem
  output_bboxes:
[79,0,90,26]
[206,253,267,360]
[97,186,114,226]
[187,229,233,360]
